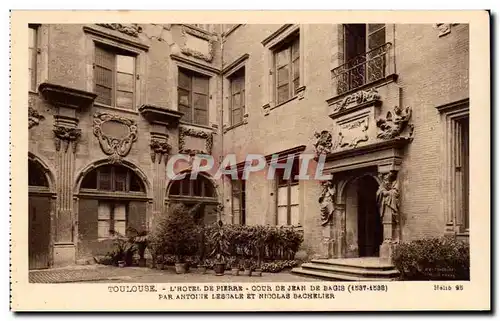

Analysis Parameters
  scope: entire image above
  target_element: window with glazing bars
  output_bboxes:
[274,34,300,105]
[28,25,38,91]
[94,44,136,109]
[229,68,245,125]
[178,68,210,126]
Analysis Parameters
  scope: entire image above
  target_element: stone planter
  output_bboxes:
[175,263,188,274]
[253,268,262,277]
[231,268,240,276]
[214,263,226,276]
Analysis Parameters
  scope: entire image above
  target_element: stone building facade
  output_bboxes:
[27,23,469,269]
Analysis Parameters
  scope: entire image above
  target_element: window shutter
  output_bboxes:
[78,199,99,241]
[291,38,300,94]
[193,76,209,126]
[94,45,115,106]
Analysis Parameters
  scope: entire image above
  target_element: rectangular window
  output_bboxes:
[276,161,300,226]
[340,24,387,93]
[232,180,246,225]
[274,34,300,105]
[98,201,127,238]
[28,25,38,91]
[94,44,136,109]
[229,68,245,126]
[178,68,209,126]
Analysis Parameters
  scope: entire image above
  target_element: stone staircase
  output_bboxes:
[291,257,400,281]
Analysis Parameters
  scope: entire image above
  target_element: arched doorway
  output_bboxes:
[166,172,219,225]
[344,175,382,258]
[76,164,148,258]
[28,158,54,270]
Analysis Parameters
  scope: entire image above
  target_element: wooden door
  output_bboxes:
[29,195,51,270]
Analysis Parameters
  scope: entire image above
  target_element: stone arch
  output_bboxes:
[28,152,56,193]
[166,170,219,199]
[337,172,381,205]
[74,158,152,199]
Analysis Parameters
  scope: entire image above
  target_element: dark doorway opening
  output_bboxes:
[357,176,383,257]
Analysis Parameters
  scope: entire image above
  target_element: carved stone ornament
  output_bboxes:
[331,88,381,113]
[96,23,143,37]
[178,126,213,155]
[313,130,333,158]
[376,106,414,140]
[180,26,215,62]
[434,23,459,37]
[150,139,172,164]
[93,112,138,161]
[376,171,400,224]
[28,107,45,129]
[318,180,336,226]
[53,126,81,153]
[333,117,370,150]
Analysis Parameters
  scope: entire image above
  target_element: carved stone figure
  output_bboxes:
[376,171,400,223]
[376,105,413,140]
[28,107,45,129]
[53,126,81,153]
[313,130,333,157]
[319,180,336,226]
[93,112,138,160]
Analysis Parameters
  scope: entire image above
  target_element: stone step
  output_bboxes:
[301,262,399,279]
[291,267,386,282]
[310,258,395,271]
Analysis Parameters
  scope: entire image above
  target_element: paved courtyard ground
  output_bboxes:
[29,265,312,283]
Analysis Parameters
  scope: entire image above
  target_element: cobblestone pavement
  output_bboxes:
[29,265,311,283]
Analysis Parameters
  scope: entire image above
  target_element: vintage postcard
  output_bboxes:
[10,10,490,311]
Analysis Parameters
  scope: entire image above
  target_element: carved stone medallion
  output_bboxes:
[93,112,138,161]
[178,126,213,155]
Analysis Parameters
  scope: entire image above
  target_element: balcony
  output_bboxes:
[331,42,395,96]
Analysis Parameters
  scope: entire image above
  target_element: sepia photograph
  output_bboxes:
[11,10,490,311]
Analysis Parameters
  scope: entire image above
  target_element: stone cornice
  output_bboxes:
[39,82,97,111]
[222,53,249,75]
[83,25,150,51]
[325,137,410,163]
[139,104,184,127]
[264,145,306,163]
[170,54,221,75]
[261,24,295,47]
[436,98,469,114]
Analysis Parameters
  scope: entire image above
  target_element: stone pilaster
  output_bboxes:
[39,82,97,267]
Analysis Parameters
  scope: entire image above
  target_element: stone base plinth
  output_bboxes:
[53,243,76,267]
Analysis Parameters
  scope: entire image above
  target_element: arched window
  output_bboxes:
[28,159,49,187]
[167,172,218,225]
[78,164,147,242]
[81,165,144,193]
[168,174,215,198]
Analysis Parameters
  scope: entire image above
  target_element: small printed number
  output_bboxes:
[455,285,464,291]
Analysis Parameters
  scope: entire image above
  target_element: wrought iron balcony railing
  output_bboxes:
[332,42,393,96]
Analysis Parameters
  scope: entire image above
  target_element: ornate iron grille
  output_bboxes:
[332,42,392,95]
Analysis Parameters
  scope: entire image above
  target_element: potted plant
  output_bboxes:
[163,203,200,274]
[209,220,230,276]
[109,230,136,267]
[242,259,253,276]
[156,256,165,270]
[127,227,149,267]
[230,258,240,276]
